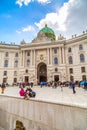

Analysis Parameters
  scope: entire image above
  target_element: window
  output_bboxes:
[25,69,28,73]
[27,59,30,66]
[70,75,74,81]
[55,68,58,72]
[3,78,7,83]
[69,68,73,74]
[54,49,57,54]
[14,71,17,76]
[79,44,83,50]
[15,52,18,57]
[68,56,73,64]
[14,78,17,83]
[4,60,8,67]
[5,52,9,57]
[82,75,86,80]
[54,57,58,64]
[80,54,85,62]
[4,71,7,76]
[27,51,30,56]
[14,60,18,67]
[81,67,85,73]
[68,47,72,53]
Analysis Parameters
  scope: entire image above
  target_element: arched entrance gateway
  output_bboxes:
[37,62,47,84]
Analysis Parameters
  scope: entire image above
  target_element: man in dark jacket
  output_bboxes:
[71,80,76,94]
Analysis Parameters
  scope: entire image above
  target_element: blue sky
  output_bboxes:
[0,0,87,44]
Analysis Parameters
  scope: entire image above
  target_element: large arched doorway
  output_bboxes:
[37,62,47,84]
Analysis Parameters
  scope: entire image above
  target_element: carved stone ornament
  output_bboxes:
[40,54,43,60]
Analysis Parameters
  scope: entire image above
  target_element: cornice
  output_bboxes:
[20,40,66,50]
[65,34,87,45]
[0,44,20,50]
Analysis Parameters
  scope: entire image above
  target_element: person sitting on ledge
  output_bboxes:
[24,89,30,100]
[27,87,36,98]
[19,86,25,97]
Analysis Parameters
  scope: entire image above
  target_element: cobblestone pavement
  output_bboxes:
[0,86,87,108]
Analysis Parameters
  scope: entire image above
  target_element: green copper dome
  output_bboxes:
[40,24,56,40]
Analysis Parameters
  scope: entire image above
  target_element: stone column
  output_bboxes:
[22,51,24,66]
[47,48,49,65]
[50,48,52,65]
[31,50,33,66]
[34,49,35,66]
[61,47,63,64]
[62,47,65,64]
[24,51,27,66]
[59,47,61,64]
[21,51,23,66]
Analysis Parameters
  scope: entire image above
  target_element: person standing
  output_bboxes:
[60,82,63,91]
[71,80,76,94]
[1,82,6,94]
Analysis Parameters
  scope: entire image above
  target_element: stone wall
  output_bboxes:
[0,95,87,130]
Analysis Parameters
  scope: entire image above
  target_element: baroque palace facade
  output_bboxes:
[0,24,87,85]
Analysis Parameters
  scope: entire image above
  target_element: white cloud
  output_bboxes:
[37,0,51,4]
[16,30,21,34]
[22,25,35,32]
[16,25,35,34]
[16,0,51,7]
[16,0,23,7]
[16,0,33,7]
[35,0,76,31]
[35,0,87,39]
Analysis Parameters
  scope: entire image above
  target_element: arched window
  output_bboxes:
[4,60,8,67]
[14,60,18,67]
[68,56,73,64]
[79,44,83,50]
[54,57,58,64]
[68,47,72,53]
[27,59,30,66]
[80,54,85,62]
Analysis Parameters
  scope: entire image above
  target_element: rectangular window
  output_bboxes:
[14,71,17,76]
[14,78,17,83]
[4,60,8,67]
[81,67,85,73]
[69,68,73,74]
[54,49,57,54]
[15,52,18,57]
[3,78,7,83]
[5,52,9,57]
[79,44,83,50]
[3,71,7,76]
[27,51,30,56]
